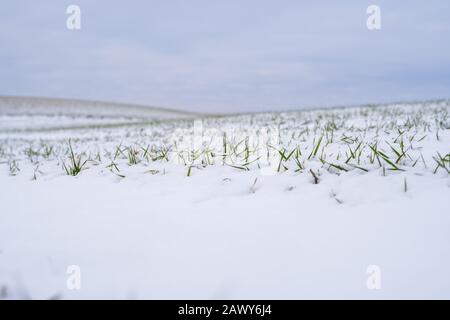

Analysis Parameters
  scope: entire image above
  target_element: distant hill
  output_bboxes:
[0,96,200,120]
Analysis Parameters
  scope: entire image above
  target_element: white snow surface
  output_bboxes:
[0,100,449,299]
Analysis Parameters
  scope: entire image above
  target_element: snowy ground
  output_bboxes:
[0,100,449,299]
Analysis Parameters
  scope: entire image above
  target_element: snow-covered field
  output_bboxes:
[0,100,449,299]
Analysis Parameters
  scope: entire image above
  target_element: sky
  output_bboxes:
[1,1,450,113]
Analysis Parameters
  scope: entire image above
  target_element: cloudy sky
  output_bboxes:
[1,1,449,112]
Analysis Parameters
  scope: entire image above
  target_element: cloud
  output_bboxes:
[0,0,449,112]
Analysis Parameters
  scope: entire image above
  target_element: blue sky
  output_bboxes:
[1,1,449,112]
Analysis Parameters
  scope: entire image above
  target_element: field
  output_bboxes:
[0,99,449,299]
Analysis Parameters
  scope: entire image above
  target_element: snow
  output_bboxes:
[0,100,449,299]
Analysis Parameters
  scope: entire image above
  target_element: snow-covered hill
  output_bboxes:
[0,96,200,131]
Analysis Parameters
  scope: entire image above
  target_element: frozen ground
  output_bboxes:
[0,100,449,299]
